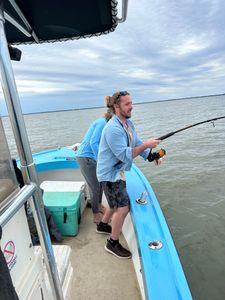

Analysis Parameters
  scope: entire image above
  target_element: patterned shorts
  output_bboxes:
[102,180,130,208]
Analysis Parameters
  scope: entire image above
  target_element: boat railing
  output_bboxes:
[0,184,36,227]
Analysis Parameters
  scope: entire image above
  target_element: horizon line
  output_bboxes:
[1,92,225,117]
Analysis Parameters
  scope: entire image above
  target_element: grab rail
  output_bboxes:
[116,0,128,23]
[0,184,36,227]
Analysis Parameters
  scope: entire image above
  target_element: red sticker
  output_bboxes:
[3,240,15,264]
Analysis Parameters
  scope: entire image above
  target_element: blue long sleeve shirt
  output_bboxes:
[97,115,150,182]
[76,118,107,161]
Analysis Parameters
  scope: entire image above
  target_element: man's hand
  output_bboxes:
[143,138,161,149]
[132,138,161,159]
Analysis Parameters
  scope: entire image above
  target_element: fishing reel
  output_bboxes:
[147,148,166,162]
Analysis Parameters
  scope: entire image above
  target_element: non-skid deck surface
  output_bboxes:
[63,208,141,300]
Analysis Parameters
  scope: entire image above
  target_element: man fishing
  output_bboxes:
[96,91,161,259]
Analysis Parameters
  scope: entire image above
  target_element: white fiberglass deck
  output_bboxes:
[63,208,141,300]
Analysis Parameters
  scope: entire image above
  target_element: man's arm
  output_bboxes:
[132,138,160,159]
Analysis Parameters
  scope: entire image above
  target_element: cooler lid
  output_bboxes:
[40,181,85,192]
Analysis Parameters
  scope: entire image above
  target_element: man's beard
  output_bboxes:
[121,111,131,119]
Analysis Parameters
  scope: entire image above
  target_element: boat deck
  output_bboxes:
[63,207,141,300]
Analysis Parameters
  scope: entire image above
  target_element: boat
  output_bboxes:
[0,0,192,299]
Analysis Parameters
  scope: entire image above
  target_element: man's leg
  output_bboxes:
[101,206,115,224]
[102,180,132,259]
[96,206,114,234]
[111,206,129,240]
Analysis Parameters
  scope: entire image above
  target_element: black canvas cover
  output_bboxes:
[3,0,118,44]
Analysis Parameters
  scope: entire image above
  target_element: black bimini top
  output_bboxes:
[3,0,119,45]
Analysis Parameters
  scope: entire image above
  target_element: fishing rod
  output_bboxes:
[148,116,225,162]
[157,115,225,141]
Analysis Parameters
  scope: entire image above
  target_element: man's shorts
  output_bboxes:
[102,180,130,208]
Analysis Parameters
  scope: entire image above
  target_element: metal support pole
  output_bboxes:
[0,6,64,300]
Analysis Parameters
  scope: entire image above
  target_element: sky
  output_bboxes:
[1,0,225,114]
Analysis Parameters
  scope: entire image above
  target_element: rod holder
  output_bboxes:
[136,191,148,205]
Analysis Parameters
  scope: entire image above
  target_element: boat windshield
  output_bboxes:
[0,117,18,208]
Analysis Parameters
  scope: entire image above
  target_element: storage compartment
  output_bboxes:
[41,181,87,236]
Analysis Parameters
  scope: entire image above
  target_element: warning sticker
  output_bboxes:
[3,240,15,264]
[3,240,17,270]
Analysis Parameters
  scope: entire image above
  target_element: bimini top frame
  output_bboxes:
[0,1,128,300]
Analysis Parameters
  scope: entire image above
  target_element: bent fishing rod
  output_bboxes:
[148,115,225,162]
[157,115,225,141]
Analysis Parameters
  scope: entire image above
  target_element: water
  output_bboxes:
[2,94,225,300]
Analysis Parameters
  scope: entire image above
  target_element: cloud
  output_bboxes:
[165,36,210,56]
[1,0,225,114]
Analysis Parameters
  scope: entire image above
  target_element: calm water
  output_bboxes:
[2,95,225,300]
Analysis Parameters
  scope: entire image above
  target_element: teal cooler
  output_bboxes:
[43,191,81,236]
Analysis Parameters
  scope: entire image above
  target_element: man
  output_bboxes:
[97,91,161,259]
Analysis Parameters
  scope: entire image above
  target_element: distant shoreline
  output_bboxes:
[134,92,225,106]
[1,92,225,117]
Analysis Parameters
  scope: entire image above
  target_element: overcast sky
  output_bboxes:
[1,0,225,114]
